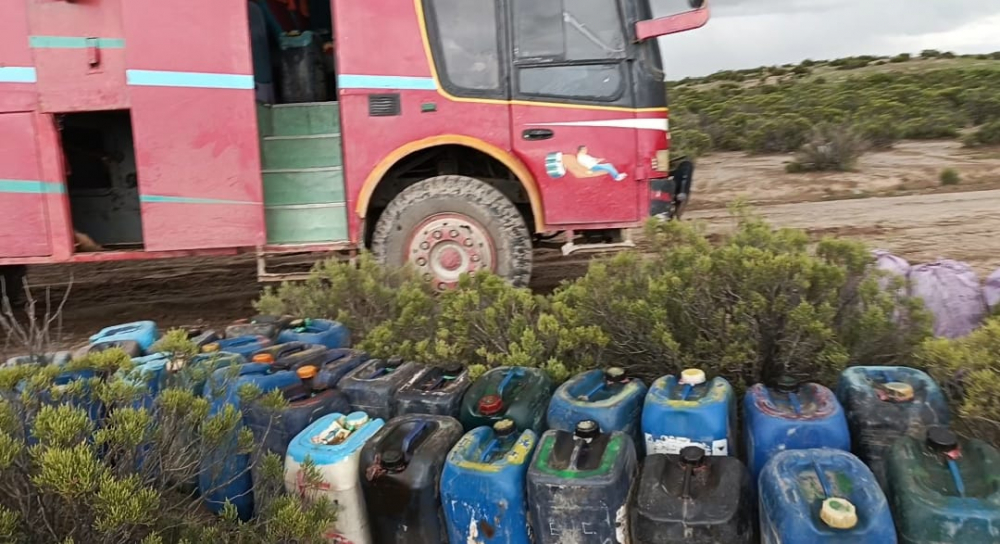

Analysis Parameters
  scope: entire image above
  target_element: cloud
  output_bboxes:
[652,0,1000,77]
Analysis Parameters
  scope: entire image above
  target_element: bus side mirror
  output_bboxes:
[635,0,710,41]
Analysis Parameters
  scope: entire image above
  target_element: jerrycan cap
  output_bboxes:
[297,365,318,380]
[680,368,707,385]
[344,412,370,429]
[820,498,858,529]
[493,419,516,438]
[882,382,915,402]
[575,420,600,440]
[774,376,799,393]
[202,343,220,353]
[926,426,959,452]
[680,445,706,467]
[252,353,275,364]
[478,395,504,416]
[605,367,627,383]
[442,363,464,377]
[381,450,406,470]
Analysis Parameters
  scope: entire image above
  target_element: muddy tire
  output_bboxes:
[371,176,532,288]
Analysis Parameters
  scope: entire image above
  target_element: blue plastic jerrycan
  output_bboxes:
[642,369,736,457]
[527,420,638,544]
[759,448,896,543]
[184,352,245,397]
[548,367,647,442]
[202,335,273,360]
[199,363,302,520]
[4,351,72,368]
[90,320,159,353]
[122,353,171,409]
[441,419,537,544]
[744,377,850,481]
[285,412,385,544]
[249,341,329,370]
[277,318,350,349]
[836,366,950,487]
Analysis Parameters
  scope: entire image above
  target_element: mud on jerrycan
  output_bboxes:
[199,363,302,521]
[460,366,552,433]
[642,369,735,456]
[759,448,897,543]
[249,341,329,371]
[836,366,950,487]
[277,318,350,349]
[441,419,537,544]
[339,357,423,420]
[631,446,755,544]
[202,335,274,359]
[886,427,1000,544]
[245,365,351,460]
[394,363,472,418]
[359,414,464,544]
[527,420,638,544]
[744,377,850,481]
[90,320,159,353]
[548,367,647,440]
[285,411,385,544]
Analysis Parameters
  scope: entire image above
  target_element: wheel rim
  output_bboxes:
[406,213,497,290]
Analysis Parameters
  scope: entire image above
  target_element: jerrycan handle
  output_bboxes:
[497,368,524,398]
[926,427,966,497]
[401,421,430,460]
[479,419,517,462]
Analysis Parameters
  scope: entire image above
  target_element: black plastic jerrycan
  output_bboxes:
[631,446,755,543]
[339,357,423,420]
[527,420,638,544]
[393,363,473,418]
[359,414,464,544]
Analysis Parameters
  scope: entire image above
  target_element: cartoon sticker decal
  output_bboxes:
[545,146,628,181]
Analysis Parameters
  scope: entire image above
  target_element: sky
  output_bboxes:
[653,0,1000,77]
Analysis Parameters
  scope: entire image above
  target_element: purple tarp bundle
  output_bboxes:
[986,268,1000,310]
[872,249,910,292]
[908,260,988,338]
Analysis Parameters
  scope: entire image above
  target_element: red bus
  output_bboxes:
[0,0,709,290]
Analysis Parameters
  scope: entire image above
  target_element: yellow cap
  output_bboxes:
[820,498,858,529]
[680,368,707,386]
[883,382,915,402]
[297,365,318,380]
[252,353,275,364]
[202,343,220,353]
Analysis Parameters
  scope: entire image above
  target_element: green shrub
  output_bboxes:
[921,49,942,58]
[918,318,1000,446]
[856,117,902,150]
[890,53,912,63]
[744,114,812,154]
[670,127,713,158]
[964,120,1000,147]
[786,124,869,172]
[939,168,961,186]
[551,212,931,391]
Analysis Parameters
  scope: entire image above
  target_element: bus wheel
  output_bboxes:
[372,176,532,289]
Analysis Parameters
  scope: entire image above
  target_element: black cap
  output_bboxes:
[926,426,959,452]
[774,376,799,393]
[680,446,706,466]
[493,419,516,438]
[575,420,600,440]
[381,450,405,470]
[443,363,464,377]
[605,367,627,383]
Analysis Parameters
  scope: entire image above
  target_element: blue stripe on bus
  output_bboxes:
[0,67,37,84]
[126,70,254,90]
[0,180,64,194]
[337,74,437,90]
[29,36,125,49]
[140,195,259,205]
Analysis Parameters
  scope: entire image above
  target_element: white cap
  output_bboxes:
[820,498,858,529]
[679,368,707,386]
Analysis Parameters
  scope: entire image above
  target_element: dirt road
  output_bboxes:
[688,188,1000,275]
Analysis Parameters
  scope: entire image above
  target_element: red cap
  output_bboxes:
[478,395,504,416]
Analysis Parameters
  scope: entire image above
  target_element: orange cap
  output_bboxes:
[297,365,318,380]
[252,353,275,364]
[202,343,220,353]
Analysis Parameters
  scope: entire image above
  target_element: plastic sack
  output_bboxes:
[872,249,910,292]
[986,268,1000,310]
[908,260,988,338]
